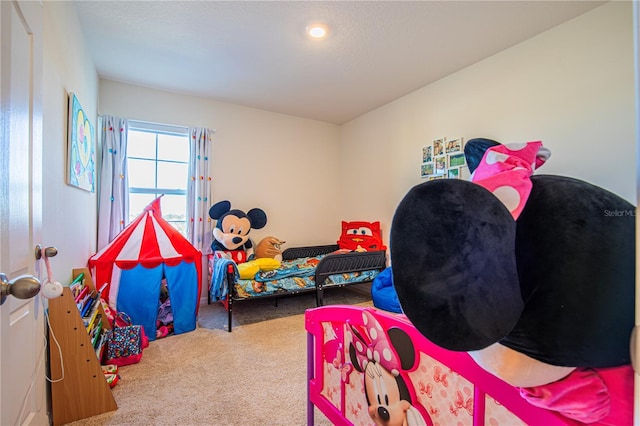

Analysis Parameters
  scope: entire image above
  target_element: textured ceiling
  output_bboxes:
[75,1,606,124]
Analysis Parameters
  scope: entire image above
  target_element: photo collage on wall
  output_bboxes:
[421,137,466,180]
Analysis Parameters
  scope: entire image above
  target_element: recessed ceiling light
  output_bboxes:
[307,23,328,39]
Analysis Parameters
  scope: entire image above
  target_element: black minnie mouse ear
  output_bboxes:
[464,138,501,174]
[390,179,523,351]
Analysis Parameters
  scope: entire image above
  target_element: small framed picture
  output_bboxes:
[435,156,446,174]
[445,137,462,153]
[433,138,445,156]
[448,168,460,179]
[421,163,434,178]
[429,174,445,181]
[422,146,433,163]
[449,153,466,168]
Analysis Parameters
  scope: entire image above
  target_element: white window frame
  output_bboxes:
[127,120,190,233]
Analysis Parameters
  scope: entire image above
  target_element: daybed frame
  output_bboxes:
[306,305,579,426]
[209,244,386,332]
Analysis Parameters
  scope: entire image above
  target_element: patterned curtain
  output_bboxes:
[187,128,214,253]
[97,116,129,250]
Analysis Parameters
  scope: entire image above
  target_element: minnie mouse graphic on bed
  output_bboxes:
[320,309,431,426]
[347,310,431,426]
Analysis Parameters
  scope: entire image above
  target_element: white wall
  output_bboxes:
[42,1,635,279]
[340,1,636,246]
[99,81,342,249]
[42,2,99,283]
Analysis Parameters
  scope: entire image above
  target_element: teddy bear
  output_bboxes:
[389,138,635,425]
[255,236,286,261]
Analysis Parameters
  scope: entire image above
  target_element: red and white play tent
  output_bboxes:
[89,197,201,341]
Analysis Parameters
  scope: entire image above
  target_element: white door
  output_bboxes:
[0,1,46,425]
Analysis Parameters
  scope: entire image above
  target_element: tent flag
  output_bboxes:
[146,196,162,215]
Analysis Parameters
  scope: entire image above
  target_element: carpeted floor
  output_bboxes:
[64,285,373,425]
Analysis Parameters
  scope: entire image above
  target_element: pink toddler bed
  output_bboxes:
[305,305,579,426]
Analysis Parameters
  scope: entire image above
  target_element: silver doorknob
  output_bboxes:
[0,273,41,305]
[35,245,57,259]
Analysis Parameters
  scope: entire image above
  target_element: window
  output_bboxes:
[127,121,189,236]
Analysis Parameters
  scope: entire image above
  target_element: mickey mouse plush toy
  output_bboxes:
[209,200,267,263]
[390,138,635,425]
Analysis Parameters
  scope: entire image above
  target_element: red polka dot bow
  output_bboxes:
[471,141,550,219]
[348,310,402,376]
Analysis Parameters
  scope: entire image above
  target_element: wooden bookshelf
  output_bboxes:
[48,267,117,425]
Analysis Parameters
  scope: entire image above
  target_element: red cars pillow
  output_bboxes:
[337,221,386,252]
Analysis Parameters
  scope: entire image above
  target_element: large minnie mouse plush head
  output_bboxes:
[390,138,635,424]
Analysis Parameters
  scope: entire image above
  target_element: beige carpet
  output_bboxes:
[65,286,373,426]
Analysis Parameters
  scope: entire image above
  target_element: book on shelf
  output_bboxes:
[69,272,85,299]
[95,330,109,361]
[90,316,103,347]
[97,282,108,297]
[74,285,89,305]
[80,291,99,318]
[86,303,101,333]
